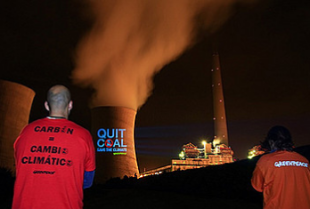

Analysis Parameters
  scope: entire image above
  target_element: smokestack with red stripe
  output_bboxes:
[211,52,229,146]
[91,106,139,183]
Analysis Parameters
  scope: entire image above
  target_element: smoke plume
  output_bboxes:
[73,0,256,110]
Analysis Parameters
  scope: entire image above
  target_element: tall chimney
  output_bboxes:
[0,80,35,173]
[91,106,139,183]
[211,52,229,146]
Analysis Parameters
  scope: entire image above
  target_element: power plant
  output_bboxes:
[0,80,35,173]
[0,51,231,181]
[140,52,233,177]
[91,106,139,183]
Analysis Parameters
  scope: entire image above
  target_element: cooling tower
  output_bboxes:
[211,52,229,146]
[91,106,139,183]
[0,80,35,172]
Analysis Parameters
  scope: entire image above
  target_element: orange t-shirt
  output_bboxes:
[12,118,96,209]
[251,151,310,209]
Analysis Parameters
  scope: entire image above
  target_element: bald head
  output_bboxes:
[45,85,72,118]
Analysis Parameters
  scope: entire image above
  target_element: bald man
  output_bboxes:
[12,85,96,209]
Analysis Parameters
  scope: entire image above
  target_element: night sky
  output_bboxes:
[1,0,310,171]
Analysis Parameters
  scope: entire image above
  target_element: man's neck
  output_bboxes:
[47,115,67,119]
[48,112,68,119]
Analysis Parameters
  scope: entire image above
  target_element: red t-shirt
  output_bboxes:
[251,151,310,209]
[12,118,96,209]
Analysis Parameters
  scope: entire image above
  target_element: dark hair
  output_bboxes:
[261,126,294,151]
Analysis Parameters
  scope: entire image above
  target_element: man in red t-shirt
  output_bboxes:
[251,126,310,209]
[12,85,96,209]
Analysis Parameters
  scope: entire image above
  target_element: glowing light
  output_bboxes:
[213,139,220,147]
[179,151,185,160]
[248,145,265,159]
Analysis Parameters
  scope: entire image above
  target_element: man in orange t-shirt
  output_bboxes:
[251,126,310,209]
[12,85,96,209]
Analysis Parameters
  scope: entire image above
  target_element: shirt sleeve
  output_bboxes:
[83,170,95,189]
[251,165,264,192]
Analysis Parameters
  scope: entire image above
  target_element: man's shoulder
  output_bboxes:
[289,151,309,162]
[65,120,89,131]
[28,118,46,124]
[256,152,283,165]
[62,120,92,137]
[22,118,46,129]
[258,151,309,164]
[257,153,272,164]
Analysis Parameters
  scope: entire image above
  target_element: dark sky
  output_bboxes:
[1,0,310,171]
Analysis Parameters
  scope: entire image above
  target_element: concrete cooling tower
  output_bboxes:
[0,80,35,173]
[91,106,139,183]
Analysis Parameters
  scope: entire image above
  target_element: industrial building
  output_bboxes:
[140,142,234,177]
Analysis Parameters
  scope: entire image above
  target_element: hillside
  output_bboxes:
[1,145,309,209]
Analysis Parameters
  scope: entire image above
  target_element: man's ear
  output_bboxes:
[44,101,50,111]
[68,101,73,111]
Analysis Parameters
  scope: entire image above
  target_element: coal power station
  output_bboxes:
[0,80,35,173]
[91,106,139,183]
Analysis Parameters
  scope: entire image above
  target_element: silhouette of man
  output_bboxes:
[251,126,310,209]
[12,85,96,209]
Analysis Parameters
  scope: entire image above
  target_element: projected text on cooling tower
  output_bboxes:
[96,128,127,154]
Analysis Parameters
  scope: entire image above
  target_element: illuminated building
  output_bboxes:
[172,142,234,171]
[211,51,229,146]
[182,143,200,158]
[140,142,234,177]
[91,106,139,183]
[0,80,35,173]
[248,145,265,159]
